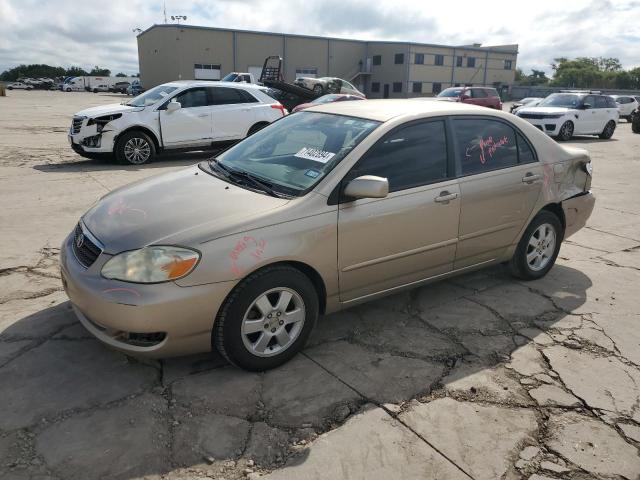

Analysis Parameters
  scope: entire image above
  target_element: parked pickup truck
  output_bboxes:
[68,80,287,164]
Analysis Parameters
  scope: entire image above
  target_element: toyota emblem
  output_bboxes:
[76,233,85,249]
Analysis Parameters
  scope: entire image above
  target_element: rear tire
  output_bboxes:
[557,121,574,141]
[115,130,156,165]
[510,211,563,280]
[247,122,269,137]
[214,265,318,371]
[598,120,616,139]
[632,116,640,133]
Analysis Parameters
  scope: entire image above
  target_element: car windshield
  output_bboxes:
[437,88,464,98]
[127,85,178,107]
[205,112,380,196]
[312,94,342,104]
[539,94,581,108]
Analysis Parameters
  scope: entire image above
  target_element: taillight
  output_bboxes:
[271,103,286,116]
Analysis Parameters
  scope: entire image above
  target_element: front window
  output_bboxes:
[538,94,582,109]
[437,87,464,98]
[205,112,380,196]
[127,84,178,107]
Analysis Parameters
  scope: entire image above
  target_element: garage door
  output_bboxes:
[194,64,221,80]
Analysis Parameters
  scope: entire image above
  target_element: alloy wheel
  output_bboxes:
[526,223,556,271]
[560,121,573,140]
[241,287,306,357]
[124,137,151,164]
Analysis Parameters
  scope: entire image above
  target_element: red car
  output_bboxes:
[292,93,365,113]
[436,86,502,110]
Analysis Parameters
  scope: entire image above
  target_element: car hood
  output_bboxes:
[75,103,143,118]
[518,106,571,115]
[82,165,290,253]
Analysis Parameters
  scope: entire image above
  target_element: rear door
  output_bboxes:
[577,95,598,133]
[159,87,212,148]
[469,88,489,107]
[337,119,460,301]
[593,96,611,131]
[451,116,543,269]
[209,87,257,140]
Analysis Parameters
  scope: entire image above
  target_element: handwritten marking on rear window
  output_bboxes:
[295,147,336,164]
[466,135,509,164]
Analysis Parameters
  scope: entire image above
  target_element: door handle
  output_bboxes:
[197,113,209,118]
[434,191,458,203]
[522,173,542,184]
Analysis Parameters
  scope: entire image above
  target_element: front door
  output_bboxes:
[337,119,460,302]
[383,84,390,98]
[451,116,543,269]
[209,87,257,140]
[160,87,212,147]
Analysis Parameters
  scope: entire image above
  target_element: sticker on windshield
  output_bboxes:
[295,147,336,164]
[304,169,320,178]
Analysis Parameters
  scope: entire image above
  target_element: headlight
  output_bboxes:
[87,114,122,132]
[101,246,200,283]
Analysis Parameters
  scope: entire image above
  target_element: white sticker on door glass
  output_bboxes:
[294,147,336,164]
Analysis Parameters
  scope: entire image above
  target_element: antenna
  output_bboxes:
[163,1,167,24]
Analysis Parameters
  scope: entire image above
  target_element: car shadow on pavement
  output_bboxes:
[0,263,592,479]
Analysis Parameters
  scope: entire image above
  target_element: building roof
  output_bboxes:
[139,24,518,55]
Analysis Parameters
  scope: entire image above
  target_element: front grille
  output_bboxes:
[72,223,102,268]
[71,116,84,134]
[519,113,546,120]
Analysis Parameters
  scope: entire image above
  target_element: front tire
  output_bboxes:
[312,84,324,95]
[214,265,318,371]
[632,116,640,133]
[115,130,156,165]
[557,121,574,141]
[510,211,563,280]
[598,120,616,139]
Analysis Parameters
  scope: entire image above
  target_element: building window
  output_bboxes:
[295,68,318,79]
[467,57,476,68]
[372,55,382,66]
[432,82,442,94]
[412,82,422,93]
[415,53,424,64]
[394,53,404,64]
[456,56,463,67]
[504,59,512,70]
[435,54,444,66]
[371,82,380,93]
[454,83,461,87]
[393,82,402,93]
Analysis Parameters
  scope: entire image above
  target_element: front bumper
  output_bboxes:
[68,119,117,154]
[519,118,562,136]
[60,229,236,358]
[562,191,596,239]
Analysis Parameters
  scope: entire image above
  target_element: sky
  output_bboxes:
[0,0,639,76]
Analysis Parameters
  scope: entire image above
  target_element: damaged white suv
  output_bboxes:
[68,81,287,164]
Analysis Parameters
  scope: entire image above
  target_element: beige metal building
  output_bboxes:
[137,24,518,98]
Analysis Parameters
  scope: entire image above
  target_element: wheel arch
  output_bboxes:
[114,125,161,152]
[541,202,566,232]
[246,121,270,137]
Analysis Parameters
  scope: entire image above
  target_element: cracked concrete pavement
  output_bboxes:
[1,90,639,480]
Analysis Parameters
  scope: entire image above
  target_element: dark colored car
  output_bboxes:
[291,93,365,112]
[110,82,131,94]
[436,87,503,110]
[632,106,640,134]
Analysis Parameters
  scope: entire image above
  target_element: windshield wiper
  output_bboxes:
[209,158,284,197]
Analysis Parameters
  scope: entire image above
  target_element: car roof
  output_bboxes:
[306,99,500,122]
[162,80,263,90]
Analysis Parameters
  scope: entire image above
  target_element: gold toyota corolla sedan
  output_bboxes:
[60,100,595,370]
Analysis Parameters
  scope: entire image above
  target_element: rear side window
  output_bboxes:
[472,88,488,98]
[210,87,258,105]
[606,96,618,108]
[348,120,448,193]
[517,133,536,164]
[453,118,518,175]
[175,88,208,108]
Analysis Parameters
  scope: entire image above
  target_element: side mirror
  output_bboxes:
[582,103,592,110]
[167,100,181,112]
[344,175,389,200]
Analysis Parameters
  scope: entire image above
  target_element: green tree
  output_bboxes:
[115,72,127,77]
[89,66,111,76]
[65,66,89,77]
[0,64,66,81]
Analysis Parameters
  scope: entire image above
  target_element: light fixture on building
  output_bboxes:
[171,15,187,24]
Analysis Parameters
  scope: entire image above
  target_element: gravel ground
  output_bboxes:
[1,90,639,480]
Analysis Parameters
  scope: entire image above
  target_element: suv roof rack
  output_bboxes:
[560,89,602,94]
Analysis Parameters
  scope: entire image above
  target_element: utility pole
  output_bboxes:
[163,1,167,24]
